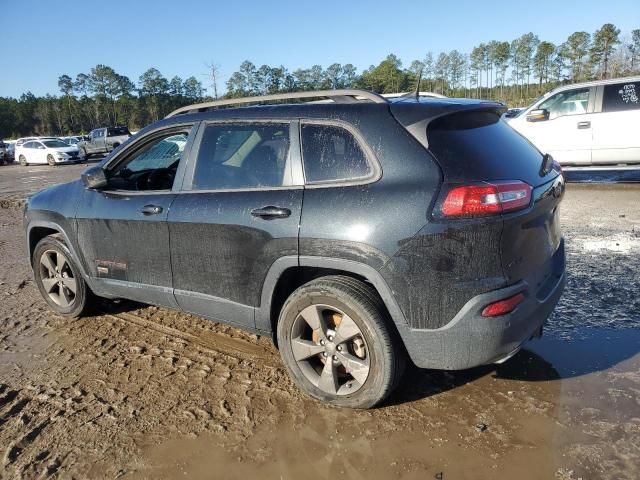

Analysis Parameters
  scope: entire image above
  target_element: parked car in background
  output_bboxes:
[506,76,640,166]
[16,138,81,166]
[504,107,524,118]
[15,137,38,148]
[23,89,565,408]
[0,140,7,165]
[5,142,16,163]
[62,136,83,146]
[77,126,131,159]
[15,137,58,149]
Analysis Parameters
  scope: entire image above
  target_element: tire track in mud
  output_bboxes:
[100,310,280,368]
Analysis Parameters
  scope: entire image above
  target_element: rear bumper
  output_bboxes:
[397,242,566,370]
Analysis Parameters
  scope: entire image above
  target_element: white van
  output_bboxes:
[506,76,640,166]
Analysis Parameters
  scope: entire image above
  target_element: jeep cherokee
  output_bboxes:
[24,89,565,408]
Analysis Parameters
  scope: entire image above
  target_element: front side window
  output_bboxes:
[301,124,372,184]
[603,82,640,112]
[538,88,590,120]
[192,123,290,190]
[106,129,190,191]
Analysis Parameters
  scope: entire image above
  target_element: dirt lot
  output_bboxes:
[0,164,639,479]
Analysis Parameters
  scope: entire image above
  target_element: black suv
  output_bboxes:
[24,89,565,408]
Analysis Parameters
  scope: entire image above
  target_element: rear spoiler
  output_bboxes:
[390,101,506,149]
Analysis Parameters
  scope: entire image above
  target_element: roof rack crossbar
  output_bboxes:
[165,89,388,117]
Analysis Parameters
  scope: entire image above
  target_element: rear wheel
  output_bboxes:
[277,275,405,408]
[47,154,56,166]
[19,155,28,166]
[33,235,96,317]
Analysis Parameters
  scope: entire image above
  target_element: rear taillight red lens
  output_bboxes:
[481,292,525,317]
[438,181,532,218]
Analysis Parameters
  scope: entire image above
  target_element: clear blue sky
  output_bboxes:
[1,0,638,98]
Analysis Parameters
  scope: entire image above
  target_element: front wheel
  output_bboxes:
[19,155,28,166]
[277,275,405,408]
[33,235,96,317]
[47,154,56,166]
[80,148,90,160]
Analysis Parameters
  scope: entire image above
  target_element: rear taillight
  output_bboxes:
[481,292,525,317]
[437,181,532,218]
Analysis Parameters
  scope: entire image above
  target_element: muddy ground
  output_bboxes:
[0,164,639,479]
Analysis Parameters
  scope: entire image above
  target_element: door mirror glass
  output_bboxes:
[82,165,108,189]
[526,109,549,122]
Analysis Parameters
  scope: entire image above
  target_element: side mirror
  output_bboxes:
[82,165,108,190]
[526,108,549,122]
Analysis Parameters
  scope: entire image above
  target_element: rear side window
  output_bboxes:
[108,126,131,136]
[427,111,549,186]
[301,124,372,184]
[602,82,640,112]
[192,123,290,190]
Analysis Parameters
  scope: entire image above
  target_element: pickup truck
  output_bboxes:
[78,126,131,159]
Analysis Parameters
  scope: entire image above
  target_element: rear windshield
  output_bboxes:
[107,127,131,137]
[427,111,551,186]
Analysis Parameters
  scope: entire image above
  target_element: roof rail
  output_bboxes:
[165,89,388,118]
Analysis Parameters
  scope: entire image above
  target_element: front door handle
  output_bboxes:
[140,204,163,215]
[251,206,291,219]
[577,121,591,129]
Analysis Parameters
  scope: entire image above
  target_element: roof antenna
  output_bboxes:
[414,67,423,100]
[401,68,423,100]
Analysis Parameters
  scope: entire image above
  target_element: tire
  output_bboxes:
[47,154,56,166]
[19,155,28,166]
[32,234,96,317]
[277,275,405,408]
[80,148,90,160]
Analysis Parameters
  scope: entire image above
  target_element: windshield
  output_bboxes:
[43,140,71,148]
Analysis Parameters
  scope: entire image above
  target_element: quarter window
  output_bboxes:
[192,123,290,190]
[301,124,372,184]
[602,82,640,112]
[538,88,590,120]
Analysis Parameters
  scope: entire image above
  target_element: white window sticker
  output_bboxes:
[619,84,639,104]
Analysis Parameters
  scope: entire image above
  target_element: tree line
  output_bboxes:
[225,24,639,102]
[0,66,204,138]
[1,23,638,139]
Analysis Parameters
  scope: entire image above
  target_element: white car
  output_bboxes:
[16,138,81,166]
[506,76,640,166]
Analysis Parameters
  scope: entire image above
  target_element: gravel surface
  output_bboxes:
[0,166,638,479]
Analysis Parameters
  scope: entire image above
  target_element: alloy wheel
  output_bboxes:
[38,249,77,308]
[290,304,370,396]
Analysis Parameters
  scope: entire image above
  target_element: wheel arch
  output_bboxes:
[27,221,88,279]
[257,256,409,339]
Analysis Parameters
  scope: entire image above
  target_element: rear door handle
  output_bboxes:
[577,121,591,129]
[251,206,291,219]
[140,204,163,215]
